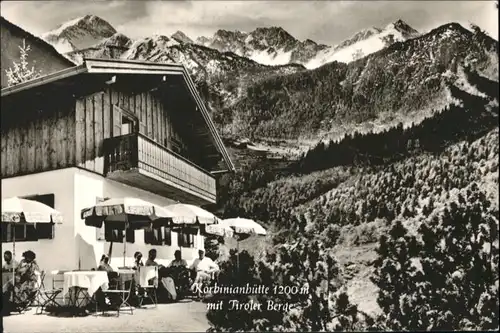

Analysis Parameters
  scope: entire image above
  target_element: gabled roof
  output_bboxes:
[0,16,76,67]
[1,58,236,173]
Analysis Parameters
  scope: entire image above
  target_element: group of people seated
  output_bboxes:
[1,248,219,315]
[96,248,219,304]
[2,250,40,316]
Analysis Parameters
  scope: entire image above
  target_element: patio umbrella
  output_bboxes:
[163,203,219,225]
[162,203,219,256]
[219,217,267,270]
[1,197,63,288]
[81,197,174,267]
[203,224,234,238]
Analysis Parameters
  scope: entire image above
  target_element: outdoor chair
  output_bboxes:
[101,272,134,317]
[5,270,45,314]
[35,270,63,315]
[138,266,158,308]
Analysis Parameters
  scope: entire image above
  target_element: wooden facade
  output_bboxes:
[1,94,76,177]
[1,60,232,205]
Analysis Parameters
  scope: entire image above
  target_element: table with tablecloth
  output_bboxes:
[63,271,109,308]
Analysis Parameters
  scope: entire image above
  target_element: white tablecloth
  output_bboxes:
[138,266,158,287]
[62,271,109,300]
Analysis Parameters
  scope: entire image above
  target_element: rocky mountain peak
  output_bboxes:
[171,30,193,44]
[97,32,132,48]
[43,14,117,53]
[386,19,419,38]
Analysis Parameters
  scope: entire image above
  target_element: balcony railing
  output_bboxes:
[103,133,216,204]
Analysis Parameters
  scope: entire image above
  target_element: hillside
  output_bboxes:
[213,75,499,317]
[227,23,498,142]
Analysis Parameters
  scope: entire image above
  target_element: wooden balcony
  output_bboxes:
[103,133,216,205]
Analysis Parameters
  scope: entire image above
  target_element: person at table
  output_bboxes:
[133,251,144,270]
[96,254,118,308]
[144,249,175,301]
[145,249,159,267]
[189,249,219,292]
[97,254,114,272]
[166,250,190,300]
[2,250,40,315]
[2,251,18,272]
[168,250,188,268]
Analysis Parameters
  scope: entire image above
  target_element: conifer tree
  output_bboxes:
[5,39,42,87]
[372,188,499,330]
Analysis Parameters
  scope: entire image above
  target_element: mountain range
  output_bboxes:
[40,15,498,155]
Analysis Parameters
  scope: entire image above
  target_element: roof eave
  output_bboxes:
[179,68,236,173]
[1,63,88,97]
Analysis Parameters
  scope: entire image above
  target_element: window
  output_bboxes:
[24,194,55,208]
[103,222,135,243]
[1,223,54,243]
[144,226,172,246]
[113,105,138,137]
[121,116,134,135]
[1,194,56,242]
[177,230,196,248]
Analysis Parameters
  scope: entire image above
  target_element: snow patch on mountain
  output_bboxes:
[306,20,420,68]
[249,49,293,66]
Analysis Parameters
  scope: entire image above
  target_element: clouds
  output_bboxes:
[0,0,497,45]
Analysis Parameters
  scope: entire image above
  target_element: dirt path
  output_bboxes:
[3,301,210,333]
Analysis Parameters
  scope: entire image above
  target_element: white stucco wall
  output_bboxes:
[1,168,77,289]
[2,167,207,288]
[74,168,205,270]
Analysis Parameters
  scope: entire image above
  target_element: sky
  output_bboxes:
[1,1,498,45]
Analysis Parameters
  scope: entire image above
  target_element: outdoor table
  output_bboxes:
[116,269,136,287]
[63,271,109,310]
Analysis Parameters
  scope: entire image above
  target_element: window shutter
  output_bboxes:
[164,227,172,246]
[126,227,135,243]
[113,105,122,137]
[152,227,163,245]
[144,228,153,244]
[177,232,183,248]
[1,223,11,242]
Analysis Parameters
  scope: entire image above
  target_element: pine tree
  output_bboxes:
[206,239,371,332]
[5,39,42,86]
[372,189,499,330]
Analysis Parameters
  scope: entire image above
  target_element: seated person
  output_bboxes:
[168,250,188,269]
[189,250,219,293]
[97,255,114,273]
[96,254,118,308]
[144,249,161,286]
[2,250,40,315]
[2,251,18,272]
[133,252,144,270]
[143,249,178,302]
[165,250,190,299]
